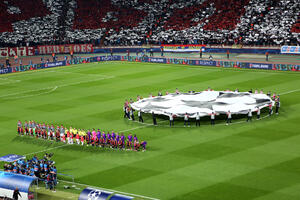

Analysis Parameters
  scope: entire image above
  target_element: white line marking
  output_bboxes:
[48,70,113,78]
[58,179,160,200]
[0,77,21,85]
[0,76,114,99]
[23,143,69,156]
[120,126,148,133]
[5,86,58,100]
[0,86,54,98]
[280,88,300,95]
[58,76,114,88]
[119,121,165,132]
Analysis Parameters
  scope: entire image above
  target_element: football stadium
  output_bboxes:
[0,0,299,200]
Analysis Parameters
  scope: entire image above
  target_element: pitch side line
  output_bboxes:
[58,180,160,200]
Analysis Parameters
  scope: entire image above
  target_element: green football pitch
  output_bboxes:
[0,61,300,200]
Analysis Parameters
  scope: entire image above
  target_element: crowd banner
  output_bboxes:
[37,44,93,55]
[161,44,206,52]
[281,46,300,54]
[0,47,35,57]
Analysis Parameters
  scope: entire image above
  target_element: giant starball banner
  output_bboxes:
[131,91,274,118]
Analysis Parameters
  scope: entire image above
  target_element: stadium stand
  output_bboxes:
[0,0,299,46]
[291,14,300,33]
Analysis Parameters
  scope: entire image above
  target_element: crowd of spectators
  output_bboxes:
[3,154,57,191]
[0,0,299,47]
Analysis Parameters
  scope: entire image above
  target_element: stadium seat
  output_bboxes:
[0,0,299,46]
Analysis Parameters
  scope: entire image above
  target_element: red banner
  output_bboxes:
[37,44,93,54]
[0,47,35,57]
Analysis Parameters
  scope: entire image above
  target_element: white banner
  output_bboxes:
[131,91,274,118]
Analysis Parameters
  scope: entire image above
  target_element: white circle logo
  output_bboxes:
[87,190,102,200]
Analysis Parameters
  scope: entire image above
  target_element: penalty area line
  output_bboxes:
[58,179,160,200]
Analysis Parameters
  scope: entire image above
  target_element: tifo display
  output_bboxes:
[17,122,147,151]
